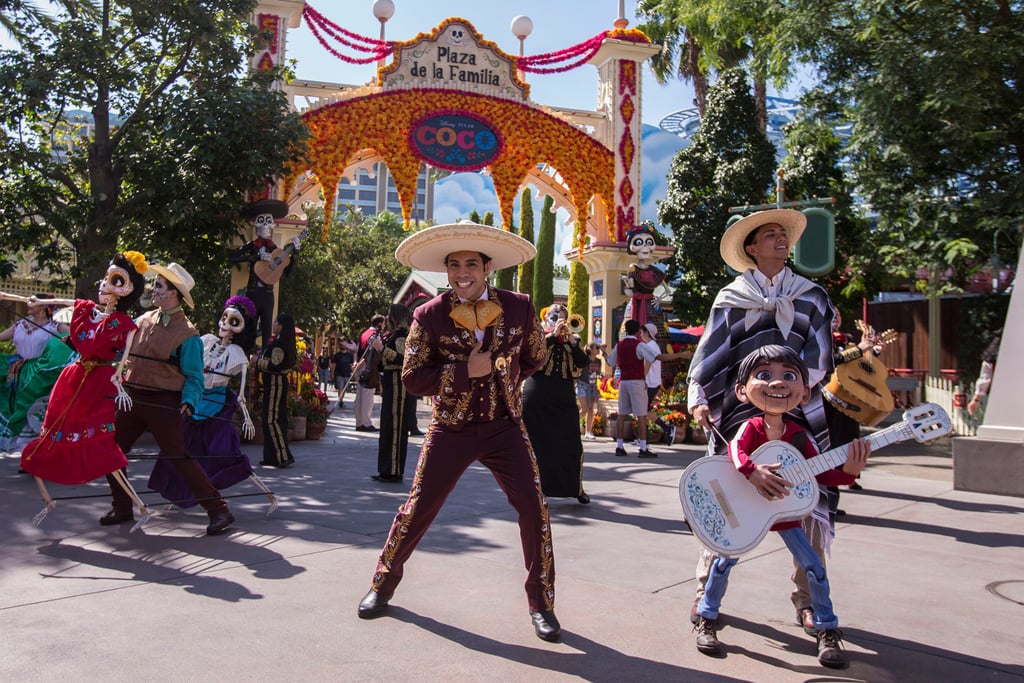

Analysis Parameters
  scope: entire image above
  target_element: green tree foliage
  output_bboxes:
[783,0,1023,294]
[777,93,880,320]
[517,188,535,299]
[658,69,777,323]
[491,203,515,289]
[0,1,309,297]
[279,207,410,340]
[533,195,556,310]
[637,0,796,130]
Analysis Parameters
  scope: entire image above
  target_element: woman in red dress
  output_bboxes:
[20,252,149,501]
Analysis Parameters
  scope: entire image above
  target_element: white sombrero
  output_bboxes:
[148,262,196,308]
[395,221,537,272]
[720,208,807,272]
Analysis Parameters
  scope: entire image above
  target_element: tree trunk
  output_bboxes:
[753,74,767,134]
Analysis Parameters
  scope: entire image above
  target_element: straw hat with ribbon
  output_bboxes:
[148,262,196,308]
[719,209,807,273]
[395,221,537,273]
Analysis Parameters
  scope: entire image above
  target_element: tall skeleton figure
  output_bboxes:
[148,295,276,511]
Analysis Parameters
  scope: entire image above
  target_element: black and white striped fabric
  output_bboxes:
[688,270,835,454]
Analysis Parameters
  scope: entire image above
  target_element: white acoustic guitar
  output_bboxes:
[678,403,951,557]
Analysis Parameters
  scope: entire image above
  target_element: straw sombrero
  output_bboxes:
[395,221,537,272]
[149,262,196,308]
[719,209,807,272]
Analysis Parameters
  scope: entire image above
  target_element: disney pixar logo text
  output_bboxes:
[409,112,501,171]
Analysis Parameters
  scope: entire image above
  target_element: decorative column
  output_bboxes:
[567,31,661,350]
[231,1,307,302]
[953,247,1024,496]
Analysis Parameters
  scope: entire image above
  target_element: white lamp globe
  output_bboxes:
[511,15,533,40]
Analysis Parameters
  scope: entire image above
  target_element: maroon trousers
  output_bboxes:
[371,418,555,612]
[107,388,227,516]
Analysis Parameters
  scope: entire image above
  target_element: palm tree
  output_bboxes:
[637,0,794,132]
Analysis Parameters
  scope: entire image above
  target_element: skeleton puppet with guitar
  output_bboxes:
[230,199,305,346]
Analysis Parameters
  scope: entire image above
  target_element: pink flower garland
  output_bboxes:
[302,4,650,74]
[303,5,392,65]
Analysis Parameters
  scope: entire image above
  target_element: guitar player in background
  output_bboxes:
[692,345,870,669]
[230,199,300,345]
[823,309,885,515]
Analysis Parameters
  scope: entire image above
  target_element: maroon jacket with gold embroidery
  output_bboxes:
[402,286,545,429]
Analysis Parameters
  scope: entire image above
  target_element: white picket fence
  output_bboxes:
[923,375,978,436]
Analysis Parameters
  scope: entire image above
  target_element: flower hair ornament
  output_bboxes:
[224,295,258,320]
[121,250,149,276]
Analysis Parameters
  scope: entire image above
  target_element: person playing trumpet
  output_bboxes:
[523,303,591,504]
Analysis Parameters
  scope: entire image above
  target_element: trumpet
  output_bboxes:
[567,313,586,334]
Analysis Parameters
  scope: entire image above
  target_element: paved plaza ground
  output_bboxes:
[2,391,1022,682]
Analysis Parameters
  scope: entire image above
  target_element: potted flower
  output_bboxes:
[591,413,606,437]
[661,410,689,443]
[302,387,330,439]
[607,413,639,441]
[287,392,308,440]
[647,421,664,443]
[689,417,709,445]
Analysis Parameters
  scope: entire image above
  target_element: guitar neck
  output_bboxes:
[804,422,909,477]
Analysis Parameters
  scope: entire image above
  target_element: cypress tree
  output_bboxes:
[517,188,535,299]
[533,195,556,310]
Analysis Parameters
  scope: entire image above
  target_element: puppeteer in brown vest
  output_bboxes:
[125,309,199,391]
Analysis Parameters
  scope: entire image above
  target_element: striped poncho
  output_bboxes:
[687,268,835,453]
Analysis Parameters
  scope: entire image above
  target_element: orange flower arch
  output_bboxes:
[284,89,615,241]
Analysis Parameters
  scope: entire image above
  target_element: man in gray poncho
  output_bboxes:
[686,208,836,646]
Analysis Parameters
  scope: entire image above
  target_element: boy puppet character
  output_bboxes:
[693,345,870,669]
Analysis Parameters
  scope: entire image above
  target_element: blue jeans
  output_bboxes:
[697,527,839,631]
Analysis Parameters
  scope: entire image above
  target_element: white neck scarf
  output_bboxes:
[713,268,815,338]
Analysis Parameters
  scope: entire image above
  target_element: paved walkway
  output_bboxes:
[2,393,1022,682]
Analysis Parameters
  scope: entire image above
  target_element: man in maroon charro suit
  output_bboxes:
[355,221,561,642]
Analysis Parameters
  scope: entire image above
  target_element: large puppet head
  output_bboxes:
[626,224,658,262]
[221,295,258,354]
[100,251,148,312]
[242,199,289,241]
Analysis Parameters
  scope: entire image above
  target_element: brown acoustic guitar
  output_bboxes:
[253,227,309,286]
[822,321,898,426]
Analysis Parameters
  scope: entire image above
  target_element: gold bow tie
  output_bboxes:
[450,300,502,331]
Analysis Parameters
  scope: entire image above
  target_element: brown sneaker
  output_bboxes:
[796,607,816,636]
[694,616,721,655]
[817,629,847,668]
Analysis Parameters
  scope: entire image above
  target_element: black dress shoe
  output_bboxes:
[530,609,561,642]
[372,474,403,482]
[357,589,391,618]
[577,493,591,504]
[408,428,424,436]
[99,509,134,526]
[206,510,235,535]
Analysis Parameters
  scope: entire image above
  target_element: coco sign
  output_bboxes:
[409,112,501,171]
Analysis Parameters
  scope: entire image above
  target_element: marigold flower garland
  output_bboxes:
[284,89,616,242]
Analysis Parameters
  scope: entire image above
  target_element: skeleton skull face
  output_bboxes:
[253,213,274,239]
[98,264,134,304]
[447,26,466,45]
[628,233,656,260]
[219,306,246,341]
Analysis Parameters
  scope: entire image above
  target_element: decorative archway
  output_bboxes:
[285,85,615,239]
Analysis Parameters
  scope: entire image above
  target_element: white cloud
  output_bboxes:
[434,172,499,224]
